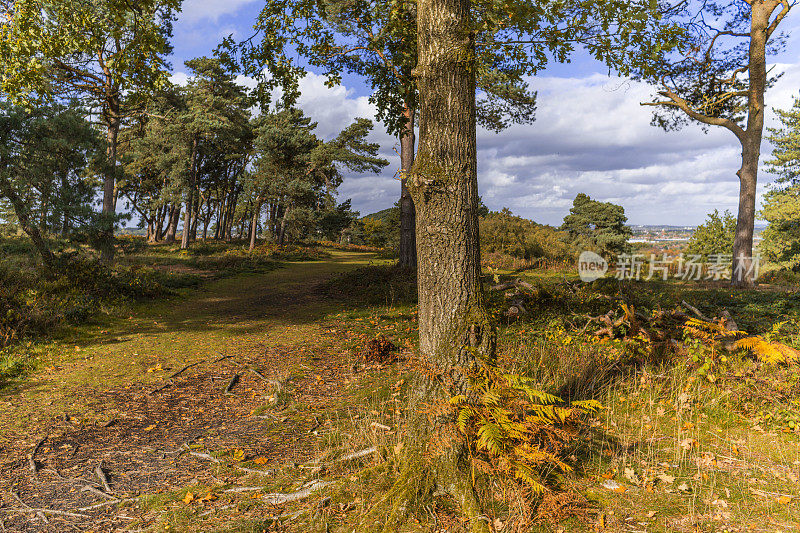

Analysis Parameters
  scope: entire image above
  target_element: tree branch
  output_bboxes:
[643,86,746,143]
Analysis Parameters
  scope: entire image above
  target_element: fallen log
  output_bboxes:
[262,480,331,505]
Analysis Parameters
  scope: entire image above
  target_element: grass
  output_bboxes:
[2,243,800,532]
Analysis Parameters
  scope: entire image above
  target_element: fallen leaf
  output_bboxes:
[778,495,792,505]
[656,473,675,484]
[679,438,696,451]
[646,511,657,518]
[183,492,195,504]
[201,492,217,502]
[394,441,404,455]
[253,456,268,465]
[676,482,690,492]
[623,467,641,485]
[232,449,245,461]
[601,479,625,493]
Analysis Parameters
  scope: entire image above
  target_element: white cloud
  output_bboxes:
[168,62,800,225]
[178,0,260,23]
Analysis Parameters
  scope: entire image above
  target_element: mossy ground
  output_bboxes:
[1,245,799,532]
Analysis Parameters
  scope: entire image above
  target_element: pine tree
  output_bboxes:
[0,0,179,262]
[0,101,101,267]
[766,93,800,187]
[561,193,631,258]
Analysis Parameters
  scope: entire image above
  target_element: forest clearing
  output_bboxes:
[3,0,800,530]
[0,241,798,532]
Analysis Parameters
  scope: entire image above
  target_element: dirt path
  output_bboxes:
[0,251,379,532]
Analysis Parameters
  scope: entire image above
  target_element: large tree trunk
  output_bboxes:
[732,4,770,288]
[278,205,291,245]
[165,203,180,243]
[181,137,199,250]
[399,107,418,268]
[399,0,494,529]
[155,204,166,242]
[99,99,120,263]
[249,199,262,251]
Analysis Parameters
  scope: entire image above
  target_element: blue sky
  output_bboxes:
[168,1,800,226]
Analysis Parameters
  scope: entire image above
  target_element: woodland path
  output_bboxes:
[0,250,380,532]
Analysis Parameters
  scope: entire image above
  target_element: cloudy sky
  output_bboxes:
[168,0,800,226]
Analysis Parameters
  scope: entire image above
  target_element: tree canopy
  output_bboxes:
[561,193,631,258]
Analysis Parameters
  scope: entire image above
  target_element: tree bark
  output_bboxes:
[399,106,418,268]
[165,203,180,243]
[401,0,494,528]
[99,99,120,263]
[249,199,262,251]
[181,137,199,250]
[155,204,166,241]
[278,204,291,245]
[731,3,770,288]
[0,175,55,270]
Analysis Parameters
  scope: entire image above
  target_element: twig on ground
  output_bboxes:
[27,434,47,474]
[223,486,264,493]
[187,450,220,463]
[78,496,140,512]
[1,507,89,519]
[237,466,275,476]
[149,360,206,394]
[10,492,48,524]
[198,504,235,517]
[263,480,331,505]
[224,373,240,395]
[212,353,234,364]
[168,360,205,380]
[95,465,112,494]
[81,485,119,501]
[681,300,710,321]
[338,447,377,463]
[250,369,283,391]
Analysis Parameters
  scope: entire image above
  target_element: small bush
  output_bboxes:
[324,264,417,307]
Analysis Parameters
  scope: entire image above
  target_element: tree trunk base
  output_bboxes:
[368,375,491,533]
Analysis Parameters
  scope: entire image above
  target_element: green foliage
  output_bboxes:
[452,359,601,493]
[360,210,401,250]
[0,0,178,104]
[0,255,164,350]
[762,97,800,273]
[686,209,736,259]
[242,106,387,245]
[480,208,578,264]
[561,193,631,258]
[766,93,800,187]
[0,100,103,262]
[228,0,677,136]
[316,200,360,242]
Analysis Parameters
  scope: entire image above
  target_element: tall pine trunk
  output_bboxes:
[399,106,417,268]
[165,204,180,243]
[181,137,199,250]
[732,3,769,288]
[397,0,494,528]
[249,199,262,251]
[99,97,120,263]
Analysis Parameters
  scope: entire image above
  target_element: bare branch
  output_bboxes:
[643,86,746,143]
[767,0,792,37]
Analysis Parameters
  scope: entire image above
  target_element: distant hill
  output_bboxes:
[361,207,398,222]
